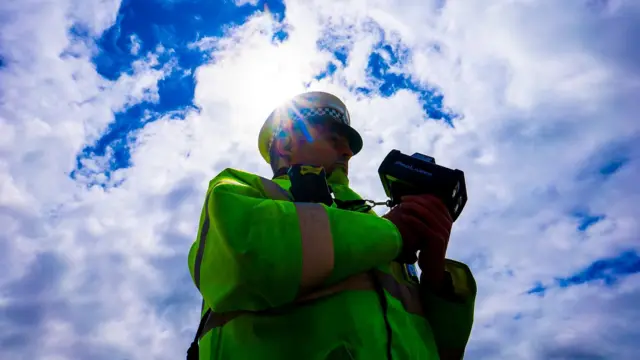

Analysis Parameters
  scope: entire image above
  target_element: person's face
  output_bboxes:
[282,122,354,175]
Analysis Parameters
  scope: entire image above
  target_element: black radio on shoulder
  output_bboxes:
[287,164,334,206]
[378,150,468,222]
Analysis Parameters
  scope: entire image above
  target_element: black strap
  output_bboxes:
[272,167,289,179]
[333,198,372,212]
[187,308,212,360]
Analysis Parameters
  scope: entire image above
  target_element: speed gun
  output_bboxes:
[378,150,468,222]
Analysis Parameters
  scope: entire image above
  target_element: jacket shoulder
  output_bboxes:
[208,168,262,188]
[208,168,292,201]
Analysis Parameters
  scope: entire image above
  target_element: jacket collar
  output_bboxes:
[272,167,350,186]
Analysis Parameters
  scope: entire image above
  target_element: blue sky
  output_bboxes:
[1,0,639,359]
[73,0,455,182]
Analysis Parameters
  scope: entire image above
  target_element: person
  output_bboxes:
[187,91,476,360]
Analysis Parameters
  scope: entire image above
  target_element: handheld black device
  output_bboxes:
[378,150,468,222]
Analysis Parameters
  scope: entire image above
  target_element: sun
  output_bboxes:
[193,12,330,139]
[239,50,312,128]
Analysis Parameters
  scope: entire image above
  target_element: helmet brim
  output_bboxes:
[330,121,363,156]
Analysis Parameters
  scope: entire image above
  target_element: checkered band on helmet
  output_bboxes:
[292,106,349,125]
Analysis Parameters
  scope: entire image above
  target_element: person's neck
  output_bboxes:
[272,166,349,186]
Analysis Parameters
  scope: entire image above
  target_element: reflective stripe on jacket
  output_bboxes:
[187,168,476,359]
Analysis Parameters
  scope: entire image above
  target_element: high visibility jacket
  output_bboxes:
[187,168,476,360]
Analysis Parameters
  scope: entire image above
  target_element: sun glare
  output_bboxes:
[233,47,315,132]
[195,11,331,142]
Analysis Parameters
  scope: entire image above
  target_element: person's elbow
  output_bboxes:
[200,235,301,312]
[201,196,303,311]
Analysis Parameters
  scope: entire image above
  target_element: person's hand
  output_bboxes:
[382,194,452,265]
[410,194,453,290]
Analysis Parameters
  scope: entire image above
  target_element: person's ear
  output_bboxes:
[274,132,293,157]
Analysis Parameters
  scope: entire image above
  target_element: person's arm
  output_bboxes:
[188,168,402,313]
[421,259,476,360]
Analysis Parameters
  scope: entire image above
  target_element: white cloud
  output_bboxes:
[233,0,259,6]
[0,0,192,359]
[1,0,639,359]
[130,34,142,56]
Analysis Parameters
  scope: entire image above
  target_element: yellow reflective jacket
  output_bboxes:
[188,168,476,359]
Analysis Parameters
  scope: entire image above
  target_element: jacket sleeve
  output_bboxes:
[188,168,403,313]
[421,259,476,360]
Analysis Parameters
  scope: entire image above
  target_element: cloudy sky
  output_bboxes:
[1,0,639,359]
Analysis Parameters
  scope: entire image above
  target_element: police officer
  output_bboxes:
[187,91,476,359]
